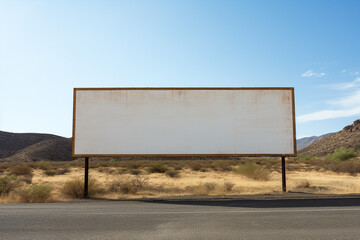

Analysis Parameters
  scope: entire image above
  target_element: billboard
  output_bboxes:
[72,88,296,157]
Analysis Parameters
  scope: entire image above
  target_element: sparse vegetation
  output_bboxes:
[233,163,270,181]
[296,180,311,188]
[108,181,138,194]
[44,168,70,176]
[189,161,203,171]
[165,170,180,178]
[131,175,148,189]
[223,182,235,192]
[148,164,168,173]
[10,164,33,176]
[0,176,20,196]
[18,184,52,203]
[327,148,357,161]
[61,178,101,198]
[1,156,360,203]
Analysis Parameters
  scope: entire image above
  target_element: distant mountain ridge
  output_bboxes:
[0,131,72,162]
[296,133,334,150]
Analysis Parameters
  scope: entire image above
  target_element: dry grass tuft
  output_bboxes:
[296,180,311,188]
[61,178,102,199]
[165,170,180,178]
[18,184,52,203]
[233,163,270,181]
[223,182,235,192]
[10,164,33,176]
[44,168,70,177]
[108,180,138,194]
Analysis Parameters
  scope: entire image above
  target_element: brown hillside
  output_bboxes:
[3,138,73,162]
[298,119,360,157]
[0,131,61,158]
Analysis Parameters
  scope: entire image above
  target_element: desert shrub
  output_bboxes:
[213,160,234,171]
[10,164,33,176]
[61,178,101,198]
[189,161,203,171]
[19,175,33,184]
[98,167,116,174]
[327,148,357,161]
[165,170,180,178]
[148,164,168,173]
[204,182,217,192]
[0,163,11,173]
[296,180,311,188]
[233,163,270,181]
[131,175,148,189]
[44,169,56,176]
[57,168,70,175]
[191,182,217,195]
[0,176,20,196]
[37,161,51,170]
[223,182,235,192]
[129,162,142,169]
[130,169,141,175]
[108,181,138,194]
[174,165,183,170]
[330,161,360,176]
[43,168,70,177]
[97,162,110,167]
[18,184,52,203]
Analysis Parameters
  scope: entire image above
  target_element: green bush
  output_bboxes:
[327,148,357,161]
[0,176,20,196]
[18,185,52,203]
[61,178,101,198]
[233,162,270,181]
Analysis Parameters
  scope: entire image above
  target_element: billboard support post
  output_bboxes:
[282,156,286,192]
[84,157,89,198]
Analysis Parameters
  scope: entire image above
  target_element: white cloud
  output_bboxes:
[301,70,326,77]
[328,77,360,90]
[342,69,347,73]
[296,82,360,123]
[297,107,360,123]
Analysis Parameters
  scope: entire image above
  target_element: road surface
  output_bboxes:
[1,197,360,239]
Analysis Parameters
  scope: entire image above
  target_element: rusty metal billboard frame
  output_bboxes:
[72,87,297,158]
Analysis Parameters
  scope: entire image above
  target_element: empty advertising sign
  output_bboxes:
[72,88,296,157]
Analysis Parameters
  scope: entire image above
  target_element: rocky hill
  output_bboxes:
[297,133,334,150]
[0,131,73,162]
[298,119,360,157]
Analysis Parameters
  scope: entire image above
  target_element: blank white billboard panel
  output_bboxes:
[72,88,296,156]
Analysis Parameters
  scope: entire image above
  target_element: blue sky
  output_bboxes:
[1,0,359,138]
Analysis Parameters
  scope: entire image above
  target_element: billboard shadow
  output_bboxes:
[138,197,360,209]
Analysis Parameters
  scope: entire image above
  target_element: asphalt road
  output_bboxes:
[1,197,360,240]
